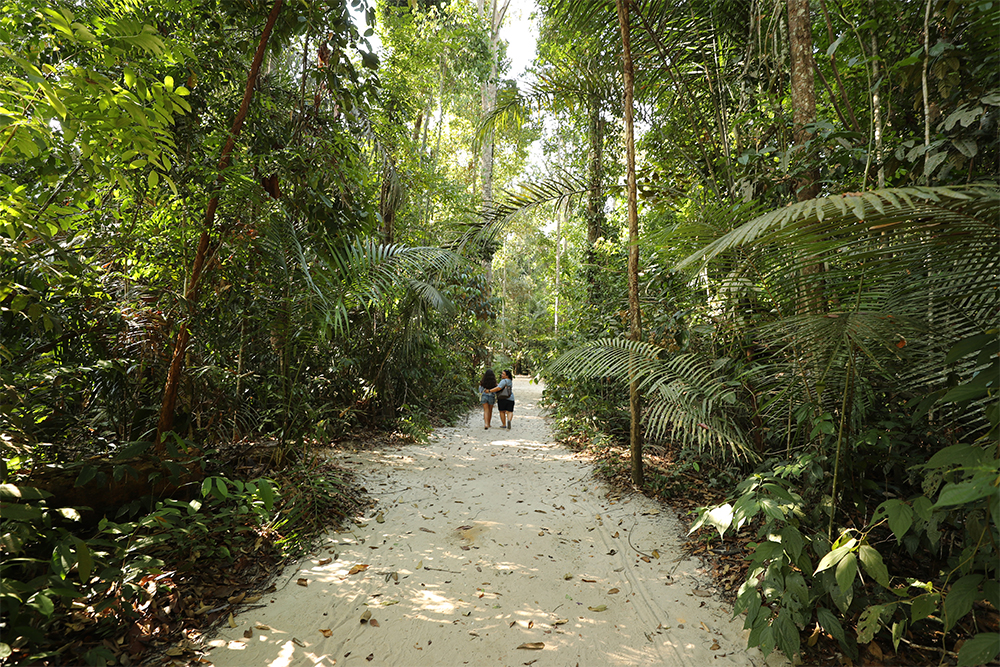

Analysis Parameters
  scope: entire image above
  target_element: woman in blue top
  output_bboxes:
[490,369,515,429]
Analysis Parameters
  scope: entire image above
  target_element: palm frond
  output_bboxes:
[546,338,755,459]
[676,184,1000,271]
[455,173,593,253]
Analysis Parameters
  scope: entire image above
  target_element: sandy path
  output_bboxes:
[206,379,784,667]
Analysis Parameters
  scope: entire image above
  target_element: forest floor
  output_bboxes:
[202,379,788,667]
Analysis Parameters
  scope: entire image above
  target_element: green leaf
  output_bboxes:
[0,484,51,500]
[879,500,913,541]
[815,539,855,574]
[816,607,849,650]
[75,465,97,487]
[257,478,274,511]
[924,443,987,470]
[857,604,886,644]
[910,592,940,623]
[689,503,733,539]
[774,608,800,658]
[71,536,93,583]
[26,592,55,617]
[858,545,890,588]
[39,81,67,119]
[957,633,1000,667]
[0,503,43,521]
[944,333,996,364]
[944,574,983,631]
[933,475,996,509]
[779,524,805,561]
[891,619,906,650]
[835,552,858,595]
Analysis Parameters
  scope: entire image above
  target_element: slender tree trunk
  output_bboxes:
[584,94,606,304]
[921,0,933,183]
[786,0,825,320]
[786,0,820,201]
[616,0,643,488]
[478,0,510,206]
[156,0,284,448]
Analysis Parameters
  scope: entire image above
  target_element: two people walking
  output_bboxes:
[479,369,515,430]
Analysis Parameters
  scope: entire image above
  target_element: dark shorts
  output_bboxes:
[497,399,514,412]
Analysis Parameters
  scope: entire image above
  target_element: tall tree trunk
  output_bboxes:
[786,0,820,202]
[478,0,510,206]
[584,93,607,304]
[616,0,643,488]
[155,0,284,448]
[786,0,825,320]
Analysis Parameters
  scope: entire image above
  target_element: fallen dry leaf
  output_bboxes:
[243,629,252,639]
[581,578,596,583]
[869,641,884,660]
[652,549,660,559]
[376,513,385,523]
[711,641,721,650]
[553,619,568,625]
[419,527,436,533]
[348,564,370,575]
[366,653,374,661]
[297,578,309,587]
[640,556,651,563]
[608,588,620,594]
[244,594,261,603]
[612,531,619,538]
[563,573,573,580]
[320,629,333,638]
[228,592,245,604]
[510,621,516,628]
[457,525,473,531]
[528,621,534,629]
[228,613,236,628]
[417,560,423,569]
[318,558,332,566]
[360,610,372,623]
[369,619,380,628]
[517,642,545,650]
[255,623,271,630]
[292,638,305,647]
[588,605,607,612]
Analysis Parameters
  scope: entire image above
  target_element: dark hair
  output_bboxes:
[480,369,497,389]
[502,369,512,380]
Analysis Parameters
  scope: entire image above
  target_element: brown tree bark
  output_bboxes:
[155,0,285,449]
[616,0,644,488]
[584,93,607,303]
[786,0,820,202]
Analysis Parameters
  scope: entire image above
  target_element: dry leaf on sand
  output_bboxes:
[348,564,369,575]
[320,629,333,637]
[517,642,544,650]
[296,578,308,586]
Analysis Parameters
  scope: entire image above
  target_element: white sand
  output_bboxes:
[206,378,786,667]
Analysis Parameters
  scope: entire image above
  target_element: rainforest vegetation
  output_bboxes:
[0,0,997,664]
